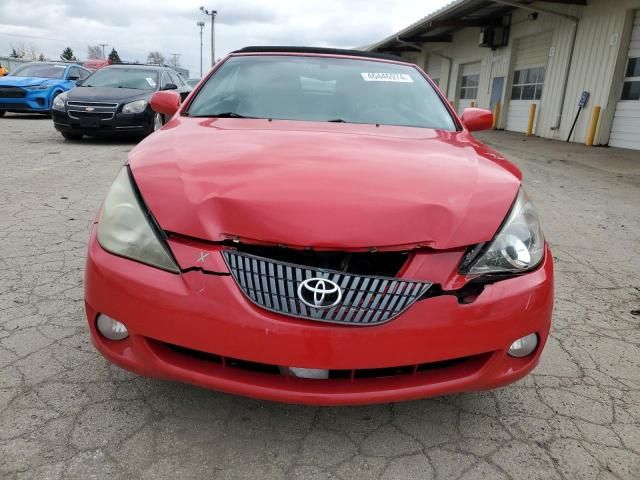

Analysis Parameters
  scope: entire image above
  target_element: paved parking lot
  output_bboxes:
[1,114,639,479]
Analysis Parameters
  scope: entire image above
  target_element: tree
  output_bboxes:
[38,53,46,62]
[60,47,77,62]
[87,45,103,59]
[108,48,121,63]
[168,54,181,67]
[10,42,26,58]
[11,42,42,61]
[147,51,165,65]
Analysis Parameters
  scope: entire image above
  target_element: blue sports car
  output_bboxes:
[0,62,91,116]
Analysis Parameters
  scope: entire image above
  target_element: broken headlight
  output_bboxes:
[97,167,179,273]
[460,188,544,276]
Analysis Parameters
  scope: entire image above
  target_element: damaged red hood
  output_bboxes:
[129,118,521,250]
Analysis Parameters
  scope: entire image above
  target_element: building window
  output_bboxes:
[431,77,440,87]
[511,67,545,100]
[621,57,640,100]
[459,74,479,99]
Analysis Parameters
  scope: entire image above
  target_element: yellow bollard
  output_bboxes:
[526,104,537,136]
[492,101,501,129]
[586,106,601,146]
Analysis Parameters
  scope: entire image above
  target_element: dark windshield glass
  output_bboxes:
[187,56,455,130]
[83,68,159,90]
[10,63,67,79]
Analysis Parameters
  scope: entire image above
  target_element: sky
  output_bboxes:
[0,0,451,77]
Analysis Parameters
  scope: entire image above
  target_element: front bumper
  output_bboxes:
[52,109,152,136]
[84,229,554,405]
[0,90,53,112]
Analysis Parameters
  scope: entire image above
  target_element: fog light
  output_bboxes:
[508,333,538,357]
[288,367,329,379]
[96,314,129,340]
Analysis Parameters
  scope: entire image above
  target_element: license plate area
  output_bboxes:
[79,117,101,128]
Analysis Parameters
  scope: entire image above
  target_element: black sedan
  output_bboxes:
[52,65,191,140]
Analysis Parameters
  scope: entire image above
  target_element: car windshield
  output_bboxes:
[83,68,159,90]
[187,55,456,130]
[10,63,67,79]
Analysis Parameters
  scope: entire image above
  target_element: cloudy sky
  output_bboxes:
[0,0,450,77]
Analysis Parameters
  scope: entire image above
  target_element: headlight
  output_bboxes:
[122,100,148,114]
[25,85,50,90]
[460,188,544,275]
[52,92,68,111]
[97,167,179,273]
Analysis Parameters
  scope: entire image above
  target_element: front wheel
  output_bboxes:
[0,109,6,117]
[61,131,83,141]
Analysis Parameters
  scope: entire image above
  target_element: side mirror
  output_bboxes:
[461,108,493,132]
[67,75,80,81]
[150,90,181,116]
[161,83,178,91]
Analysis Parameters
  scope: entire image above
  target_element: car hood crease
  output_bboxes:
[129,119,521,250]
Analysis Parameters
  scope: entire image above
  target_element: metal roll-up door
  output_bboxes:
[427,54,443,87]
[506,33,552,133]
[457,62,481,114]
[610,11,640,150]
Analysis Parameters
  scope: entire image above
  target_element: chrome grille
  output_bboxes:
[223,250,431,326]
[67,101,118,120]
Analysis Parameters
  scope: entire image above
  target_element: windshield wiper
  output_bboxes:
[192,112,259,119]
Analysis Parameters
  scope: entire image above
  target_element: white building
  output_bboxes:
[368,0,640,150]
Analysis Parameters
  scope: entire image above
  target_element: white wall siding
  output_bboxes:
[558,1,640,145]
[610,10,640,150]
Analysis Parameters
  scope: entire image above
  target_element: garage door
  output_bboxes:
[610,11,640,150]
[506,33,552,133]
[457,62,481,115]
[427,54,443,87]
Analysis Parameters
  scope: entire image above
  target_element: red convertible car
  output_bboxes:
[85,47,553,405]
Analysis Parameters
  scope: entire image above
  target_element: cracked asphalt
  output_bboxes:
[1,114,639,479]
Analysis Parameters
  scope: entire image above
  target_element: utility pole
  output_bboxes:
[169,53,181,66]
[197,21,205,77]
[199,6,217,67]
[99,43,108,59]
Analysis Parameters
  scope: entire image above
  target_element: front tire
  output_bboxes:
[61,131,83,141]
[0,109,5,117]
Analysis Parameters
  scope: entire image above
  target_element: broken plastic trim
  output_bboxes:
[420,282,484,305]
[179,266,230,276]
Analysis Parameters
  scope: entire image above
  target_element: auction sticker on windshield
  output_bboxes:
[146,77,157,87]
[361,72,414,82]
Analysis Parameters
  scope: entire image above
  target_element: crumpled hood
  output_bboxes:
[129,118,521,250]
[0,76,58,87]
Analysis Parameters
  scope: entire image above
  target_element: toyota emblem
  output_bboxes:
[297,277,342,309]
[85,107,95,112]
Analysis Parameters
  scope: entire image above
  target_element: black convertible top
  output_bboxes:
[231,46,409,63]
